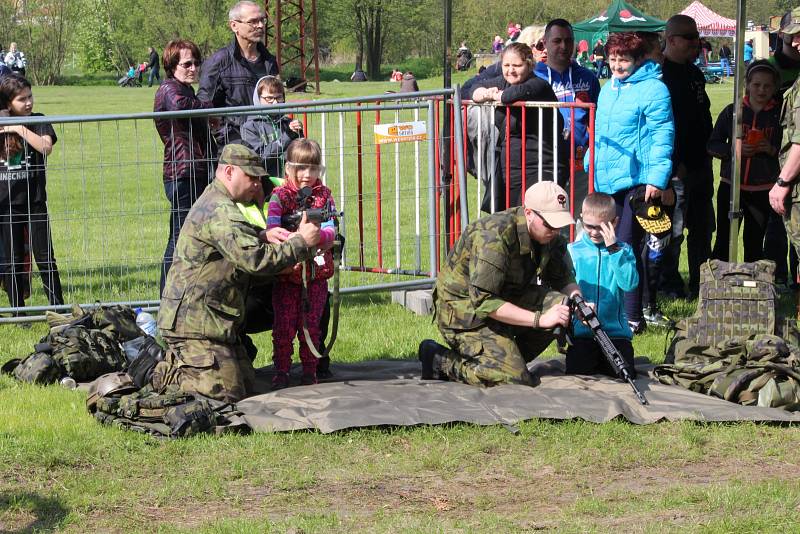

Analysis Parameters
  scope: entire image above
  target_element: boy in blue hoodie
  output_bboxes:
[566,193,639,377]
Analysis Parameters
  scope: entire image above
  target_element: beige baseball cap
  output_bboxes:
[524,181,575,228]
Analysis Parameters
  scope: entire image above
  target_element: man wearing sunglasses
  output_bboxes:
[660,14,714,300]
[419,181,582,387]
[199,1,280,145]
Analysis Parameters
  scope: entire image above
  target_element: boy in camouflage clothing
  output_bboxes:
[419,181,582,387]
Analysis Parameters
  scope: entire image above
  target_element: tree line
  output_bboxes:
[0,0,788,85]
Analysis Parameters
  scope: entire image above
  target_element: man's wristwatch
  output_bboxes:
[777,178,792,187]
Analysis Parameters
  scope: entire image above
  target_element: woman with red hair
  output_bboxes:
[586,32,674,333]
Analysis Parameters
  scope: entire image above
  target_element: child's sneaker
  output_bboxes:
[271,372,289,391]
[628,320,647,335]
[642,306,673,328]
[300,373,317,386]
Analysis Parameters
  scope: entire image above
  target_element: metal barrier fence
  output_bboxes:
[437,98,596,247]
[0,89,470,323]
[0,88,592,324]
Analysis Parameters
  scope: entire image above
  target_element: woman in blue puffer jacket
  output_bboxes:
[586,32,674,332]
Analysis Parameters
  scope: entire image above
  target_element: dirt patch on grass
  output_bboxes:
[6,456,798,532]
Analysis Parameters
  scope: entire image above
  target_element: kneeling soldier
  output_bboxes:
[419,181,582,386]
[153,144,320,402]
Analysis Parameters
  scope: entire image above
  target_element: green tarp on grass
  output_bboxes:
[574,0,667,49]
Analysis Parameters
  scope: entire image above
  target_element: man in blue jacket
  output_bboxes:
[198,1,279,145]
[535,19,600,223]
[566,192,638,377]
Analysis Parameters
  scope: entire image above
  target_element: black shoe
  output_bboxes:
[301,373,317,386]
[316,356,333,379]
[628,320,647,335]
[271,372,289,391]
[418,339,447,380]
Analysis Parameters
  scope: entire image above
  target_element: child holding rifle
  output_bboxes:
[267,139,336,389]
[566,192,638,377]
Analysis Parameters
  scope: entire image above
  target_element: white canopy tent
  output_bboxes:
[681,0,737,37]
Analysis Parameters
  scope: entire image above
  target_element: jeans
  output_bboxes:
[148,67,161,87]
[612,188,645,323]
[720,58,731,77]
[160,177,208,295]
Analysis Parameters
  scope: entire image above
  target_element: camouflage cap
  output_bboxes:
[781,7,800,35]
[218,144,268,176]
[524,181,575,228]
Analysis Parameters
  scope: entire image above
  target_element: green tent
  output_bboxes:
[573,0,667,49]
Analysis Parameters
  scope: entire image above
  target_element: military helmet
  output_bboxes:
[86,371,137,412]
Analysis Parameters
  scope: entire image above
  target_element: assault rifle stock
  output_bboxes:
[570,294,649,406]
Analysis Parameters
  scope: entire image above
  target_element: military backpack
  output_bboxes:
[91,384,224,439]
[2,325,128,384]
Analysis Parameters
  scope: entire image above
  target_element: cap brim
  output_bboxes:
[541,211,575,228]
[636,214,671,234]
[782,24,800,34]
[240,164,269,177]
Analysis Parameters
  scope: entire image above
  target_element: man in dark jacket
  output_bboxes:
[198,1,279,145]
[661,14,714,298]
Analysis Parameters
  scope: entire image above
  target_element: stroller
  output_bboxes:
[117,70,140,88]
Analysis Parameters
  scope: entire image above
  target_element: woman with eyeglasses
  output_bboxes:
[153,39,216,295]
[587,32,674,333]
[467,41,564,211]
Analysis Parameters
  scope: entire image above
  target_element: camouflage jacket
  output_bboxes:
[157,179,313,343]
[435,207,575,330]
[780,76,800,171]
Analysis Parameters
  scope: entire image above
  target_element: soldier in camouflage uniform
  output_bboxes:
[770,14,800,257]
[152,144,320,403]
[419,181,582,387]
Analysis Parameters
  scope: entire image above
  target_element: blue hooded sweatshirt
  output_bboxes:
[586,60,674,194]
[534,61,600,147]
[567,231,638,339]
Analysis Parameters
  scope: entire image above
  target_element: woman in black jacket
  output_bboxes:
[467,42,565,211]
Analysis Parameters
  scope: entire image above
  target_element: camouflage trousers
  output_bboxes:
[436,288,564,387]
[152,337,255,403]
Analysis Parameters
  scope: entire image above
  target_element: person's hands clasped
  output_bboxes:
[539,302,571,329]
[756,139,774,156]
[296,211,321,247]
[741,142,758,158]
[289,119,303,133]
[769,182,791,216]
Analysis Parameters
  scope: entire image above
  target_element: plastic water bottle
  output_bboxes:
[135,308,157,337]
[60,377,77,389]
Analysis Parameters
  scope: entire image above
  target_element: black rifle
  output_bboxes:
[570,294,649,405]
[281,186,339,231]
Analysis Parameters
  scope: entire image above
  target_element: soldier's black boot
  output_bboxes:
[418,339,447,380]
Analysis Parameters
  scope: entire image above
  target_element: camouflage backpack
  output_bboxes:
[654,334,800,411]
[92,384,223,439]
[670,260,776,353]
[3,325,127,384]
[46,304,144,343]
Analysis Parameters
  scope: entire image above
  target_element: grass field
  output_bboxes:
[2,73,800,532]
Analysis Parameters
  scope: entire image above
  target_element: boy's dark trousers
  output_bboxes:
[711,181,772,262]
[565,337,636,378]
